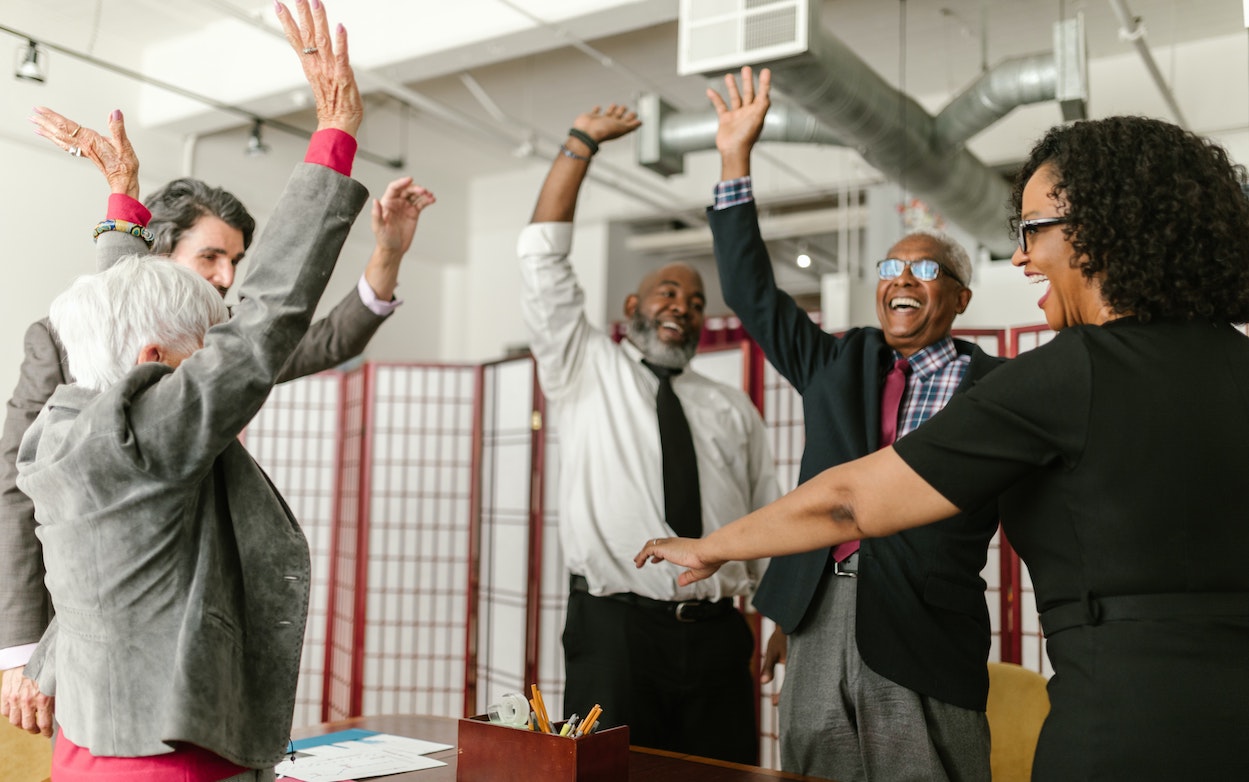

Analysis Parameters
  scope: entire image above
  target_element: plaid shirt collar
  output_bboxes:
[893,336,968,439]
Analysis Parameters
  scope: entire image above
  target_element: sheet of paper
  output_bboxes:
[276,730,453,782]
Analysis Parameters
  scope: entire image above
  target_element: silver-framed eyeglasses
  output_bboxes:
[876,258,947,282]
[1017,216,1068,254]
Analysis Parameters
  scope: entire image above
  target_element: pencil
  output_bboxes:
[529,696,549,733]
[577,704,602,737]
[530,685,552,733]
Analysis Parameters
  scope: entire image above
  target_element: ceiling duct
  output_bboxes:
[669,0,1087,258]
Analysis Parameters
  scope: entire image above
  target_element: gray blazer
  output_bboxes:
[0,190,389,655]
[15,163,368,766]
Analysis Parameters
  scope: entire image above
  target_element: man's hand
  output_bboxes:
[364,177,435,301]
[569,104,641,151]
[759,628,787,705]
[30,107,140,198]
[371,177,435,255]
[634,536,725,587]
[707,66,772,181]
[1,666,53,736]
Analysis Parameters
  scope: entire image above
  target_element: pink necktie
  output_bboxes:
[832,357,910,562]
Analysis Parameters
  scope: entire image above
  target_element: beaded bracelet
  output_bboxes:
[93,219,155,247]
[559,144,592,162]
[566,127,599,156]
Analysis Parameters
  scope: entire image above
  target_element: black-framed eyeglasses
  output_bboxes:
[1017,216,1068,254]
[876,258,947,282]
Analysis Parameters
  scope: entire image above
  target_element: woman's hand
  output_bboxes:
[276,0,362,136]
[633,536,725,587]
[30,107,139,198]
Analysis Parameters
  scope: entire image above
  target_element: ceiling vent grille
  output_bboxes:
[678,0,813,76]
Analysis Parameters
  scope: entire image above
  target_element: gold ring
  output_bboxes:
[69,124,81,138]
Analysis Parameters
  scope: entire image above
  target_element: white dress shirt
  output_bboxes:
[518,222,779,602]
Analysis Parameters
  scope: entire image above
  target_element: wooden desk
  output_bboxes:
[293,714,826,781]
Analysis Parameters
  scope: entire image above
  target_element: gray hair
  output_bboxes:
[50,255,229,391]
[903,228,973,287]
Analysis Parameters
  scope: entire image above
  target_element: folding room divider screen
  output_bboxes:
[242,322,1057,769]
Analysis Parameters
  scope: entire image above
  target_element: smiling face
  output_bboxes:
[875,234,971,357]
[624,263,706,368]
[1011,164,1110,330]
[168,215,246,297]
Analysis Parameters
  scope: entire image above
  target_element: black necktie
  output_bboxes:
[643,361,703,539]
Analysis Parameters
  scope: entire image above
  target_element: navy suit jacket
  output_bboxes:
[709,200,1004,711]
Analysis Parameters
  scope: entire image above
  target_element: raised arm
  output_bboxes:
[30,107,152,271]
[709,65,771,181]
[529,104,640,223]
[276,177,435,382]
[706,66,838,390]
[113,0,367,479]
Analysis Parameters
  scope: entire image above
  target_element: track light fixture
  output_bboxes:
[246,119,270,156]
[15,39,45,83]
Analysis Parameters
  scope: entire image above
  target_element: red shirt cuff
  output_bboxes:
[106,194,151,226]
[305,129,358,177]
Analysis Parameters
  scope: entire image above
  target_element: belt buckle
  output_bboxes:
[674,601,700,622]
[832,559,858,578]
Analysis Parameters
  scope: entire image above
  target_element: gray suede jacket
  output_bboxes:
[16,163,368,767]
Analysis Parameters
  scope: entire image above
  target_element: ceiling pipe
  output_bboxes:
[1106,0,1188,129]
[637,93,844,177]
[933,53,1059,149]
[673,3,1086,257]
[759,29,1016,257]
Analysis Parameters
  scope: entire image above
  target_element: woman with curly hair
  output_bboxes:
[637,114,1249,780]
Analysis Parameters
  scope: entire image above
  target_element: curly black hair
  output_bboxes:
[1011,116,1249,323]
[144,178,256,257]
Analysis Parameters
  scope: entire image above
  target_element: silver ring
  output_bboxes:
[69,125,81,138]
[67,146,81,157]
[302,47,318,54]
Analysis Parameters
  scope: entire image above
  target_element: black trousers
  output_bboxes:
[561,588,758,765]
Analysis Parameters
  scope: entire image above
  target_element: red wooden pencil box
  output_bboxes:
[456,714,629,782]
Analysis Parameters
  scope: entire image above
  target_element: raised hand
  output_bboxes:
[276,0,362,136]
[30,107,139,198]
[707,66,772,179]
[633,536,725,587]
[371,177,436,256]
[571,103,641,147]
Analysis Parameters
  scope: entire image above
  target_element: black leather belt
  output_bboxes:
[1039,591,1249,637]
[569,574,735,623]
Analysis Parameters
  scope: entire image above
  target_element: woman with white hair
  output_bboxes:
[15,2,368,779]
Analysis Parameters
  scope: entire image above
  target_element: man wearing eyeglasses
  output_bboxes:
[704,67,1005,782]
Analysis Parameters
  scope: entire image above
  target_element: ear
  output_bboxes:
[137,344,164,366]
[955,287,972,315]
[623,293,639,319]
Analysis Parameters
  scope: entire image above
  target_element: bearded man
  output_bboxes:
[517,103,779,764]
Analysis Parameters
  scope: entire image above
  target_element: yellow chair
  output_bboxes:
[0,720,52,782]
[986,661,1050,782]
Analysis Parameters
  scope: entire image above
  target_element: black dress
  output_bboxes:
[894,317,1249,780]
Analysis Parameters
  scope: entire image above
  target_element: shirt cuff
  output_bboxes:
[0,642,38,671]
[106,193,151,226]
[713,176,754,211]
[305,129,358,178]
[357,274,401,316]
